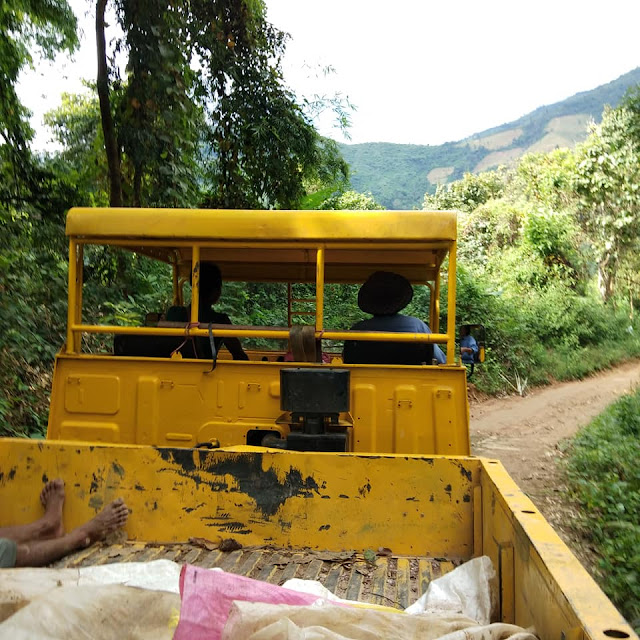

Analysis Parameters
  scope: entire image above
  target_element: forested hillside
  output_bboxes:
[341,67,640,209]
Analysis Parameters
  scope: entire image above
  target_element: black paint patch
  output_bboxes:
[158,448,196,472]
[319,524,330,531]
[463,494,471,503]
[90,473,99,494]
[444,484,452,493]
[321,495,330,499]
[459,465,472,481]
[42,472,49,483]
[406,497,418,501]
[208,521,251,534]
[429,494,434,502]
[8,467,16,480]
[134,483,145,491]
[339,494,349,499]
[155,448,321,518]
[358,480,372,497]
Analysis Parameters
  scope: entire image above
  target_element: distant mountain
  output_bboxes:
[339,67,640,209]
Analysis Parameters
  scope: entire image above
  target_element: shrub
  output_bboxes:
[565,391,640,631]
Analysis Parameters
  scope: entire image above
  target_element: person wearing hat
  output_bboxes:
[343,271,446,365]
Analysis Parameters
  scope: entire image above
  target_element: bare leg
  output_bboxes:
[14,498,129,567]
[0,479,65,543]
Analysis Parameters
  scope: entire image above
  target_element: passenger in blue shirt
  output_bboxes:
[460,325,479,364]
[343,271,446,365]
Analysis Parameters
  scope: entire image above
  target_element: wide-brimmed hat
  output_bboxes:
[358,271,413,315]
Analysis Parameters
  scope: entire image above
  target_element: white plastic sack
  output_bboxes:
[0,584,180,640]
[0,560,181,623]
[405,555,497,624]
[222,600,481,640]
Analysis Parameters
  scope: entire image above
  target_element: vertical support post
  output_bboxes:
[190,245,200,324]
[172,260,180,307]
[315,245,325,332]
[426,282,435,332]
[446,241,457,364]
[74,243,84,353]
[433,273,441,335]
[66,239,78,354]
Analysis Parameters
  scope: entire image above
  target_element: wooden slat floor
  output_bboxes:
[52,542,458,610]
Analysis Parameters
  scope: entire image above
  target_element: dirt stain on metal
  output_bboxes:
[111,462,125,478]
[89,495,104,510]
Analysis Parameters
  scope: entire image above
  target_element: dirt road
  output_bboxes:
[469,358,640,566]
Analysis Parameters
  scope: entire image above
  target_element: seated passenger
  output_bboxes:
[343,271,446,365]
[460,325,479,364]
[195,262,249,361]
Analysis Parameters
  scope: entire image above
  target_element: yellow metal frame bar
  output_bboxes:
[316,245,324,331]
[73,238,450,252]
[66,233,457,357]
[446,241,457,364]
[66,240,84,354]
[68,323,449,344]
[190,245,200,324]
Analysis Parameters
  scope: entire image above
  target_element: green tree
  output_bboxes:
[90,0,347,209]
[422,168,508,213]
[1,0,77,201]
[318,190,383,211]
[574,106,640,301]
[513,149,577,210]
[44,91,109,205]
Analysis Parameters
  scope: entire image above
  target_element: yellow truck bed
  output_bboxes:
[0,438,635,640]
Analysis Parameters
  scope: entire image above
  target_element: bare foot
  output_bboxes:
[39,479,65,538]
[73,498,129,548]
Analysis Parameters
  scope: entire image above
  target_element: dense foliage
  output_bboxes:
[340,66,640,209]
[564,390,640,631]
[424,112,640,394]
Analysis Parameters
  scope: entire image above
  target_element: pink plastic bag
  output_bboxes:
[174,565,322,640]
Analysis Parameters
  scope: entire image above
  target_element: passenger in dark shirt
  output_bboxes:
[343,271,445,365]
[196,262,248,360]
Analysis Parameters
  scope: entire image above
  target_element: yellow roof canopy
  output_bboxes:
[66,208,457,283]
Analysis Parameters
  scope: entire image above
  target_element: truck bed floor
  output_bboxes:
[52,541,458,610]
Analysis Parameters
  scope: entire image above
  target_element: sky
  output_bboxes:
[19,0,640,149]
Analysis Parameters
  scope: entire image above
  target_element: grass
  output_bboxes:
[564,389,640,632]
